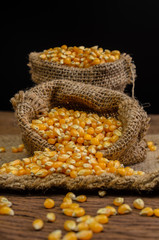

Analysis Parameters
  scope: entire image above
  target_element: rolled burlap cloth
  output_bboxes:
[10,79,149,166]
[28,52,136,94]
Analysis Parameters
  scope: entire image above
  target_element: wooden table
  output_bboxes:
[0,112,159,240]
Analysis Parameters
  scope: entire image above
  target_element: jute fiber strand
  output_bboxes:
[0,134,159,192]
[11,79,149,166]
[28,52,136,93]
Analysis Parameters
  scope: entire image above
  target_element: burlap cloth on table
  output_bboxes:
[0,134,159,192]
[28,52,136,94]
[10,79,149,166]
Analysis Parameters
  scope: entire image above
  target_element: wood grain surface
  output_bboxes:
[0,112,159,240]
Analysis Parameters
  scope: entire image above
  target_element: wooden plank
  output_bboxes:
[0,112,159,240]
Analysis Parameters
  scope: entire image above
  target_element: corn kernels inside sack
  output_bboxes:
[30,107,122,150]
[39,45,120,68]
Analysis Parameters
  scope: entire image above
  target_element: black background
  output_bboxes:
[1,1,159,114]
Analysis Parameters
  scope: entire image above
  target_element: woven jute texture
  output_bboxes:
[10,79,149,166]
[0,134,158,192]
[28,52,136,93]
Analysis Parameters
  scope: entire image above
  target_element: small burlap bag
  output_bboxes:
[10,79,149,166]
[28,52,136,93]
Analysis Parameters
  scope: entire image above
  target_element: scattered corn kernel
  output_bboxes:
[39,46,121,68]
[88,219,103,233]
[76,230,93,240]
[0,147,6,153]
[76,195,87,203]
[66,192,76,200]
[154,209,159,217]
[95,214,109,224]
[46,212,56,222]
[113,197,124,206]
[44,198,55,209]
[72,207,85,217]
[118,204,132,214]
[76,222,89,231]
[32,219,44,230]
[98,190,106,197]
[48,230,62,240]
[62,232,77,240]
[97,206,117,216]
[64,220,77,231]
[139,207,154,216]
[133,198,145,210]
[76,215,91,223]
[147,141,157,151]
[0,206,14,216]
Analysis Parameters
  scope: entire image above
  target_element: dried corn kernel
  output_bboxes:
[118,204,132,214]
[62,232,77,240]
[66,192,76,200]
[72,207,85,217]
[147,141,157,151]
[133,198,144,210]
[153,209,159,217]
[48,230,62,240]
[0,147,6,153]
[139,207,154,216]
[44,198,55,209]
[76,230,93,240]
[0,206,14,215]
[88,219,103,233]
[46,212,56,222]
[64,220,77,231]
[76,222,89,231]
[76,195,87,203]
[95,214,109,224]
[98,190,106,197]
[76,215,91,223]
[113,197,124,206]
[32,219,44,230]
[97,206,117,216]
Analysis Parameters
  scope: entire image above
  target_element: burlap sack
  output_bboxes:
[10,79,149,166]
[28,52,136,93]
[0,134,159,192]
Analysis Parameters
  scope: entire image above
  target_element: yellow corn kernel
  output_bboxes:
[72,207,85,217]
[35,169,48,177]
[32,219,44,230]
[76,215,91,223]
[69,203,80,209]
[118,204,132,214]
[76,222,89,231]
[76,195,87,203]
[65,191,75,199]
[139,207,154,216]
[0,206,14,215]
[46,212,56,222]
[44,198,55,209]
[76,230,93,240]
[97,206,117,216]
[95,214,109,224]
[98,190,106,197]
[113,197,124,206]
[88,219,103,233]
[11,147,18,153]
[62,232,77,240]
[133,198,144,210]
[48,230,62,240]
[154,209,159,217]
[63,197,73,204]
[63,208,74,217]
[0,147,6,153]
[64,220,77,231]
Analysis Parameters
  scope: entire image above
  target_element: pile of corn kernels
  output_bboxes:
[39,45,120,68]
[0,107,145,178]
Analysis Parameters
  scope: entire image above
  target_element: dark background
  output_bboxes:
[1,1,159,114]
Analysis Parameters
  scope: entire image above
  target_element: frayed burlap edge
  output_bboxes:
[0,171,159,192]
[28,52,136,95]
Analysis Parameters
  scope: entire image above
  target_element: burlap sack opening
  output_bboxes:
[10,79,149,166]
[0,134,158,192]
[28,52,136,93]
